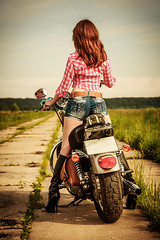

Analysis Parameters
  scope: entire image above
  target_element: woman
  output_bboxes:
[45,19,116,213]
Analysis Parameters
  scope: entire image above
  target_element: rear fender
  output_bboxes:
[83,136,120,174]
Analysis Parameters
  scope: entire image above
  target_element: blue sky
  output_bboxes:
[0,0,160,98]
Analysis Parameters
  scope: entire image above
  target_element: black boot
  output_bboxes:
[124,173,136,184]
[124,172,137,210]
[45,154,66,213]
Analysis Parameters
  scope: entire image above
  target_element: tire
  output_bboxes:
[93,171,123,223]
[50,140,62,173]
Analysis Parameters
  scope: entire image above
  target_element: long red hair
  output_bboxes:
[73,19,107,67]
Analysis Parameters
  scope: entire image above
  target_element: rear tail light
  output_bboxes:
[98,155,116,169]
[71,154,80,162]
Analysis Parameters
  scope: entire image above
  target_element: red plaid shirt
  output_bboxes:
[56,51,116,97]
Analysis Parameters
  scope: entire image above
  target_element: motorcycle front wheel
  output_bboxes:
[93,171,123,223]
[50,139,62,173]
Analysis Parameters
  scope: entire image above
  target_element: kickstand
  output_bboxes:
[58,196,84,208]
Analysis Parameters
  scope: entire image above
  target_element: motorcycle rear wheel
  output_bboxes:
[93,171,123,223]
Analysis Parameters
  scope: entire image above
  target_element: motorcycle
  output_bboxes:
[35,88,141,223]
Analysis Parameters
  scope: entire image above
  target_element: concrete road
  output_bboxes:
[0,115,58,239]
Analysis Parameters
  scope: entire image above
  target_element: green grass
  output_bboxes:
[133,160,160,231]
[0,111,52,130]
[109,108,160,162]
[20,120,61,240]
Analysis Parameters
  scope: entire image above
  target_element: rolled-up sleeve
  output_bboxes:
[56,57,75,97]
[102,58,116,88]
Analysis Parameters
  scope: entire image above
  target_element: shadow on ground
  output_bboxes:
[0,190,29,239]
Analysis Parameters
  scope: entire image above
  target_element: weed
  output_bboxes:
[133,160,160,230]
[20,180,42,240]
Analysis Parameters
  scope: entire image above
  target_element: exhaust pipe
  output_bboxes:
[123,179,141,196]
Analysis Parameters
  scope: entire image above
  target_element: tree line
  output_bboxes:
[0,97,159,111]
[0,98,41,111]
[104,97,160,109]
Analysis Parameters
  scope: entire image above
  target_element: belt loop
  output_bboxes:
[88,91,89,96]
[73,92,74,98]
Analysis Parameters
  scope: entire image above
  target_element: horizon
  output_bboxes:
[0,96,159,100]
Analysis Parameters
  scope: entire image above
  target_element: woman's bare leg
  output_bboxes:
[60,116,83,156]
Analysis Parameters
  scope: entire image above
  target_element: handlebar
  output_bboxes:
[35,105,51,112]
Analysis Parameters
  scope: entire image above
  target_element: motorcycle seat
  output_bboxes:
[69,124,84,149]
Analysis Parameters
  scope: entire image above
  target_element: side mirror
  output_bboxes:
[35,88,47,99]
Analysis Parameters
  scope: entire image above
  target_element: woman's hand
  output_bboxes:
[44,94,60,107]
[45,99,54,107]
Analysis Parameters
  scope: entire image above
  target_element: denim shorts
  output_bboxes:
[65,96,108,121]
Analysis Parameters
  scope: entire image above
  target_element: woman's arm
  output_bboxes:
[102,58,116,88]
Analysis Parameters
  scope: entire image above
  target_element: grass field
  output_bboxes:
[109,108,160,163]
[0,111,52,130]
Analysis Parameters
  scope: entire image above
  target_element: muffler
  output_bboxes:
[123,179,141,196]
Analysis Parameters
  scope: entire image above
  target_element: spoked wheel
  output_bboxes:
[93,171,123,223]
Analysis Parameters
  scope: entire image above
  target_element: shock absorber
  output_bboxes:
[116,151,125,175]
[74,161,85,185]
[116,150,134,177]
[72,154,88,190]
